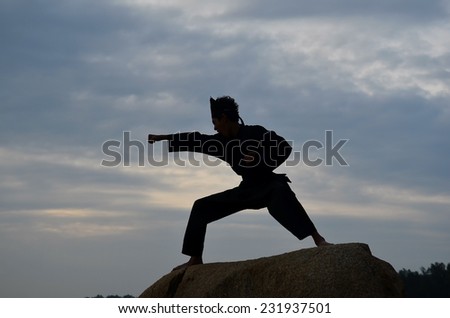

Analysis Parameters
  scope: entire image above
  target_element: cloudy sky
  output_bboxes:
[1,0,449,297]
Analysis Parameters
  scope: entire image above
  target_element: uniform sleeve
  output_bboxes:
[239,126,292,175]
[262,130,292,169]
[168,132,226,159]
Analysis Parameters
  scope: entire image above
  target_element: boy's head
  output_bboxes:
[210,96,240,122]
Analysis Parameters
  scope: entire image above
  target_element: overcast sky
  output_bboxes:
[1,0,449,297]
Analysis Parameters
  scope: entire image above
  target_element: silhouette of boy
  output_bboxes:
[148,96,330,270]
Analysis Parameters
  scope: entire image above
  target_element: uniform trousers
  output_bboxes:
[181,175,317,256]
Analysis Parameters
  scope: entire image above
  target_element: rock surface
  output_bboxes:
[140,243,403,297]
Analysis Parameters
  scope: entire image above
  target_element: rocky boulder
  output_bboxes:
[140,243,403,297]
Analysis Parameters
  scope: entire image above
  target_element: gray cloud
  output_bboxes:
[1,0,449,297]
[233,0,449,22]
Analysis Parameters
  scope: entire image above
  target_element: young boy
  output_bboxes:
[148,96,330,270]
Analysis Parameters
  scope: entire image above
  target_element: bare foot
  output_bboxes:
[172,256,203,271]
[316,240,333,247]
[311,231,333,247]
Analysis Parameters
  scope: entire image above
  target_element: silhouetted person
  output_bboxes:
[148,96,331,270]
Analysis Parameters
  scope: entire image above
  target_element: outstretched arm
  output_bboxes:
[148,134,170,144]
[149,131,224,159]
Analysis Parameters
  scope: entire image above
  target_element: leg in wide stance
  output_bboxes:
[172,180,331,271]
[265,181,331,247]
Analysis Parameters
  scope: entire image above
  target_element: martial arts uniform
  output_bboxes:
[168,124,317,256]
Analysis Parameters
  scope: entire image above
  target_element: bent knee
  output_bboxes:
[270,181,293,196]
[191,198,210,213]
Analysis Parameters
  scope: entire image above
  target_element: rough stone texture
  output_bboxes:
[140,243,403,298]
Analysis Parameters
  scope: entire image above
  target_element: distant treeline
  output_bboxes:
[399,262,450,297]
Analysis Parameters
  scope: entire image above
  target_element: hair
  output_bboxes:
[212,96,240,122]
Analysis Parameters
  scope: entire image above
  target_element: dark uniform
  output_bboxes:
[168,124,317,256]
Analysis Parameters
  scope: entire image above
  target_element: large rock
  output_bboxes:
[140,243,403,297]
